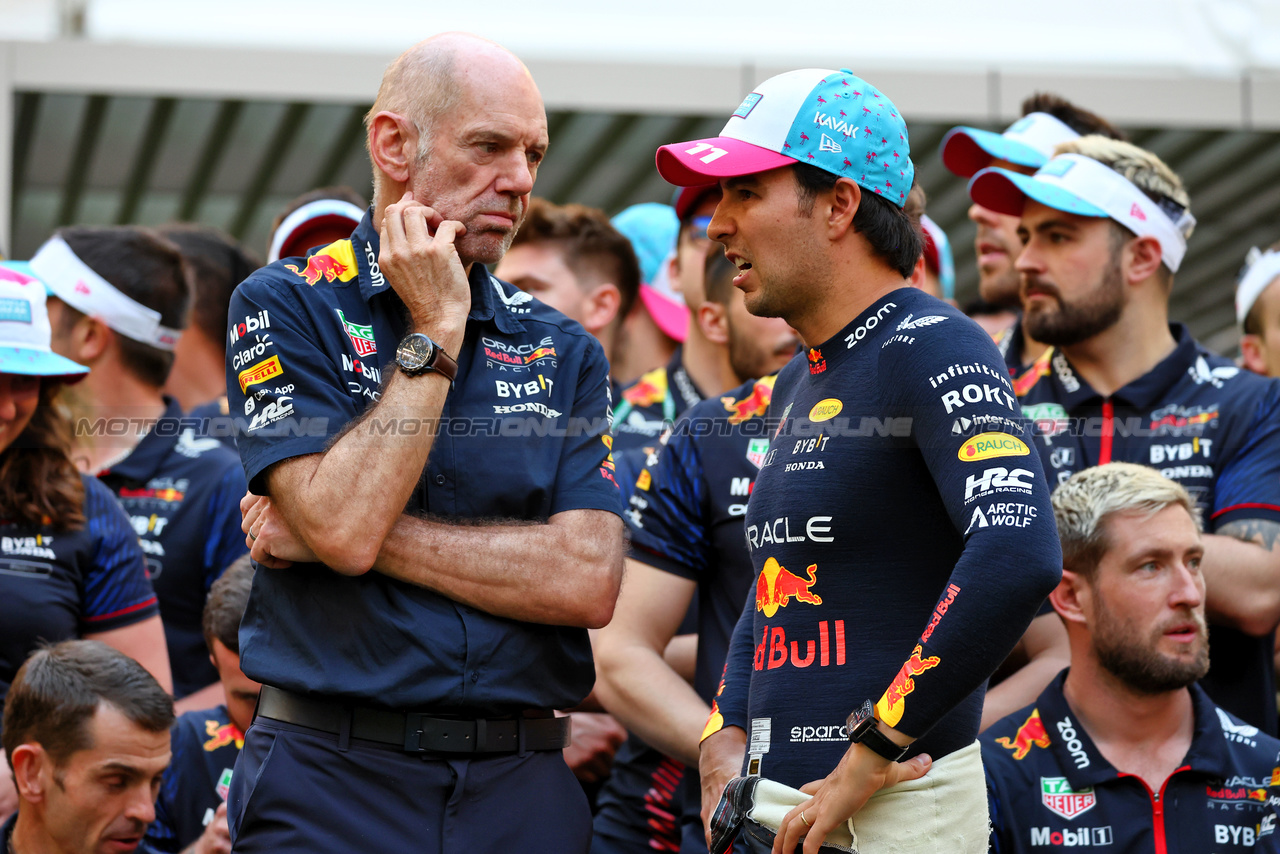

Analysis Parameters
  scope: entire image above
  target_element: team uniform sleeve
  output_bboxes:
[80,478,160,633]
[202,463,249,592]
[1210,380,1280,529]
[873,319,1062,738]
[549,336,624,517]
[225,276,359,495]
[627,424,711,581]
[701,593,755,744]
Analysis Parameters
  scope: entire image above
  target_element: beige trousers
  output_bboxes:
[748,740,989,853]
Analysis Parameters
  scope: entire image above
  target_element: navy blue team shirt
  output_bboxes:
[97,398,247,698]
[983,671,1280,853]
[224,212,621,714]
[1009,326,1280,734]
[611,347,705,456]
[146,704,243,851]
[711,288,1062,787]
[0,475,158,720]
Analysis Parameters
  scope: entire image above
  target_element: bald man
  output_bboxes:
[227,34,624,853]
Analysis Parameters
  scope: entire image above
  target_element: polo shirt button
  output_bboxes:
[471,672,479,683]
[434,474,446,486]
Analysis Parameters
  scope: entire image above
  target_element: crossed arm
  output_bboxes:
[1202,520,1280,637]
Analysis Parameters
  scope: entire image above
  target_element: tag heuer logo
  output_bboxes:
[1041,776,1096,819]
[746,438,770,469]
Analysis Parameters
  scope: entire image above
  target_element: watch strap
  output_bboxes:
[428,345,458,383]
[856,721,909,762]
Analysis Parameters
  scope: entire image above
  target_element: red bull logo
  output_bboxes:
[723,376,776,425]
[284,241,358,286]
[755,619,845,671]
[994,709,1051,760]
[755,557,821,617]
[875,644,941,726]
[524,346,556,364]
[624,368,667,409]
[807,348,827,375]
[202,720,244,752]
[117,486,185,503]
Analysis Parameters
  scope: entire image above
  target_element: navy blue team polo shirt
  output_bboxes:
[611,348,705,456]
[710,289,1062,787]
[146,704,242,852]
[97,398,247,698]
[983,672,1280,853]
[1010,326,1280,734]
[224,212,621,715]
[0,475,158,719]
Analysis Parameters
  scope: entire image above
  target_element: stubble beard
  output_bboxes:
[1024,252,1126,347]
[1091,589,1210,695]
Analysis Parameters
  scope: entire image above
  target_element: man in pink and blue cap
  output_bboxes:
[655,68,1061,854]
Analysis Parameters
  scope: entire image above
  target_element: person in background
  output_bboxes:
[610,203,685,386]
[146,556,259,854]
[495,197,641,404]
[594,251,799,854]
[1238,241,1280,378]
[33,227,247,705]
[265,187,367,264]
[0,264,169,824]
[970,136,1280,736]
[941,93,1124,358]
[158,225,261,415]
[983,463,1280,853]
[1,640,174,854]
[920,215,955,305]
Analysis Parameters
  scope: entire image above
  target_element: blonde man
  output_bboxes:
[969,136,1280,737]
[982,463,1280,853]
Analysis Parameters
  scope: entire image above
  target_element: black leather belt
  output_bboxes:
[256,685,572,754]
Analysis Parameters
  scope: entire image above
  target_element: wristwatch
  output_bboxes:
[395,332,458,382]
[846,699,909,762]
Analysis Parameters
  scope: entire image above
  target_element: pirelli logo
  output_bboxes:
[238,355,283,393]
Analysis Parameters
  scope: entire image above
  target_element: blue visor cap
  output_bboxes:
[967,166,1109,219]
[941,126,1053,178]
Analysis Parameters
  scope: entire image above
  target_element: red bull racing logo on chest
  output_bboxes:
[285,240,358,286]
[995,709,1052,760]
[202,719,244,752]
[723,375,776,425]
[755,557,821,617]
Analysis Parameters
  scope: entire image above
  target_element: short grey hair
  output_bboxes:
[1051,462,1200,579]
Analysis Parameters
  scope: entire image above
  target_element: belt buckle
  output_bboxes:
[403,712,431,753]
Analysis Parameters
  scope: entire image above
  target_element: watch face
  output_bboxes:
[398,334,434,370]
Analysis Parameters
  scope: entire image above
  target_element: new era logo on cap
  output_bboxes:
[655,68,914,208]
[1130,203,1147,221]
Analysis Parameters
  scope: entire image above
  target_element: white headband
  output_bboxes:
[267,199,366,263]
[1238,248,1280,326]
[1034,154,1196,273]
[29,236,182,351]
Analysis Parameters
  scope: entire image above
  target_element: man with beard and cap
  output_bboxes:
[969,136,1280,738]
[983,463,1280,854]
[940,93,1124,356]
[229,33,623,853]
[657,67,1062,854]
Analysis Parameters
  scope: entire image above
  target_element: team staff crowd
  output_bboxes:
[1,30,1280,854]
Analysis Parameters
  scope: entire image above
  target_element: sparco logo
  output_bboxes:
[1056,718,1090,769]
[845,303,895,349]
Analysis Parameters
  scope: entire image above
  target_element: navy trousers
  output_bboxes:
[229,716,591,853]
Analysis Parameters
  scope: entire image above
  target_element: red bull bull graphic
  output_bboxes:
[117,486,186,503]
[994,709,1051,760]
[284,240,359,286]
[755,557,822,617]
[524,346,557,364]
[754,619,845,671]
[203,719,245,752]
[624,367,667,409]
[723,375,777,425]
[807,348,827,375]
[875,644,941,726]
[702,664,730,740]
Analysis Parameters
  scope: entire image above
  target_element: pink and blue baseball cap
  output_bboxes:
[656,68,914,208]
[0,261,90,381]
[611,202,689,342]
[968,154,1197,273]
[940,113,1081,178]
